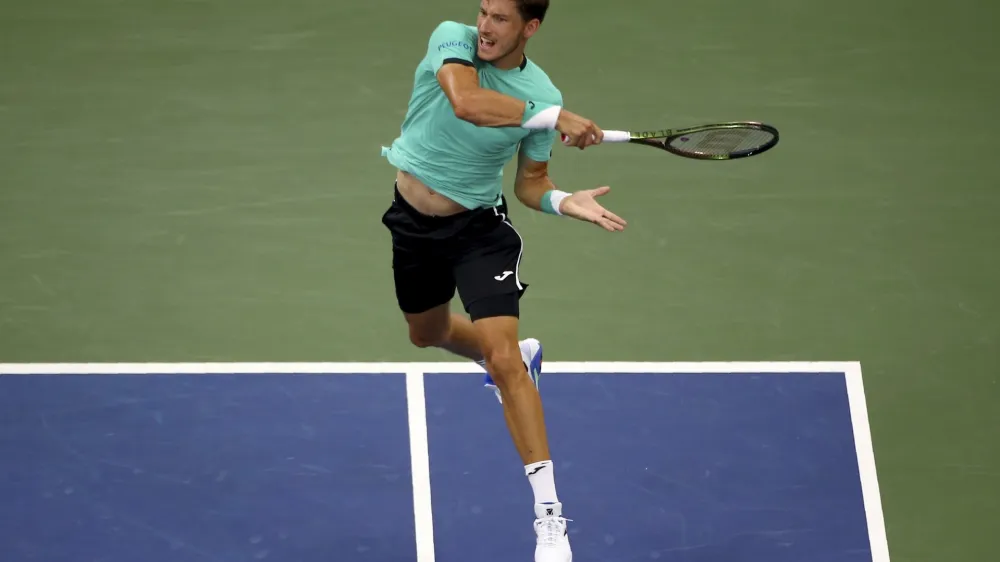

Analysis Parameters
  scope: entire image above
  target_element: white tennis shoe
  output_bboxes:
[533,501,572,562]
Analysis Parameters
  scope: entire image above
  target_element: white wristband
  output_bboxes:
[547,189,571,216]
[522,104,562,130]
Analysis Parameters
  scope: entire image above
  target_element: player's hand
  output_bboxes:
[559,186,627,232]
[556,110,603,150]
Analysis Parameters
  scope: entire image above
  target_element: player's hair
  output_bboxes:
[516,0,549,23]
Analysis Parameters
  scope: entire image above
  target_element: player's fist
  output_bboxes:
[556,110,603,149]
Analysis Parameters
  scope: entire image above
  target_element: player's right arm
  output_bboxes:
[427,21,602,147]
[436,63,526,127]
[438,65,602,147]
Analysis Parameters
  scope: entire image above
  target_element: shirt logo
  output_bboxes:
[438,40,473,52]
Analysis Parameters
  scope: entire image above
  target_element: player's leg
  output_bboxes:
[403,302,482,361]
[382,182,488,362]
[474,313,549,464]
[454,202,571,562]
[466,298,571,562]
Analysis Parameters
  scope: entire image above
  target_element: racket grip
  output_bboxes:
[561,131,631,145]
[602,130,631,143]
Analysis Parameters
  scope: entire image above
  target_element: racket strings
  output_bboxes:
[669,128,775,157]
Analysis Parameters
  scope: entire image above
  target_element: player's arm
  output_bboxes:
[437,63,531,127]
[513,147,627,232]
[513,149,558,210]
[438,64,602,146]
[425,21,600,144]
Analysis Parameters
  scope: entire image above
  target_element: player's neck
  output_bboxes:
[490,45,527,71]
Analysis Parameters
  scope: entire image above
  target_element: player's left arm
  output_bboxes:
[512,149,556,211]
[514,145,627,233]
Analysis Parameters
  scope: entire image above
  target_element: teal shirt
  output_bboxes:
[381,21,563,210]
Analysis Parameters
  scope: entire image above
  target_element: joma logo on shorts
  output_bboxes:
[438,41,472,51]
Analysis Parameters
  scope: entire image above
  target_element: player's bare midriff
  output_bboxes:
[395,169,469,217]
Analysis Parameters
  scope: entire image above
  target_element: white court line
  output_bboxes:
[405,369,435,562]
[844,362,891,562]
[0,361,859,375]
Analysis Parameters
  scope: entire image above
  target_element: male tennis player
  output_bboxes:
[379,1,626,560]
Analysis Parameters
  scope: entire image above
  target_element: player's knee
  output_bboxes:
[404,305,451,349]
[408,324,446,348]
[482,342,523,386]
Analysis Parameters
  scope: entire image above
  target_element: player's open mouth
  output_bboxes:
[480,37,496,50]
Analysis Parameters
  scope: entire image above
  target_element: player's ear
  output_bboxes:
[523,18,540,38]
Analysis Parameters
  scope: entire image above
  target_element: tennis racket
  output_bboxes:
[563,121,779,160]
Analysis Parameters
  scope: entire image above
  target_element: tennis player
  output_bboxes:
[379,1,626,559]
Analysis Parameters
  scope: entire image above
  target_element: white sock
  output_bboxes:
[525,460,558,504]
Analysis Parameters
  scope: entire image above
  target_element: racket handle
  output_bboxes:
[602,130,631,143]
[561,130,631,145]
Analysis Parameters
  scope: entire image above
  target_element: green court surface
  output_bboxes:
[1,0,997,560]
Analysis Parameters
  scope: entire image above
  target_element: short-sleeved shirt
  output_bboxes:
[380,20,563,210]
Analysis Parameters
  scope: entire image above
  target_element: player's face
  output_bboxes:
[476,0,529,62]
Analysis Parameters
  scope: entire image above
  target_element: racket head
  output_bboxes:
[632,122,779,160]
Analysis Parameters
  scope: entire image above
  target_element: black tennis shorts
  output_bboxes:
[381,183,528,321]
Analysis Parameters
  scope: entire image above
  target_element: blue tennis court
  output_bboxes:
[0,361,889,562]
